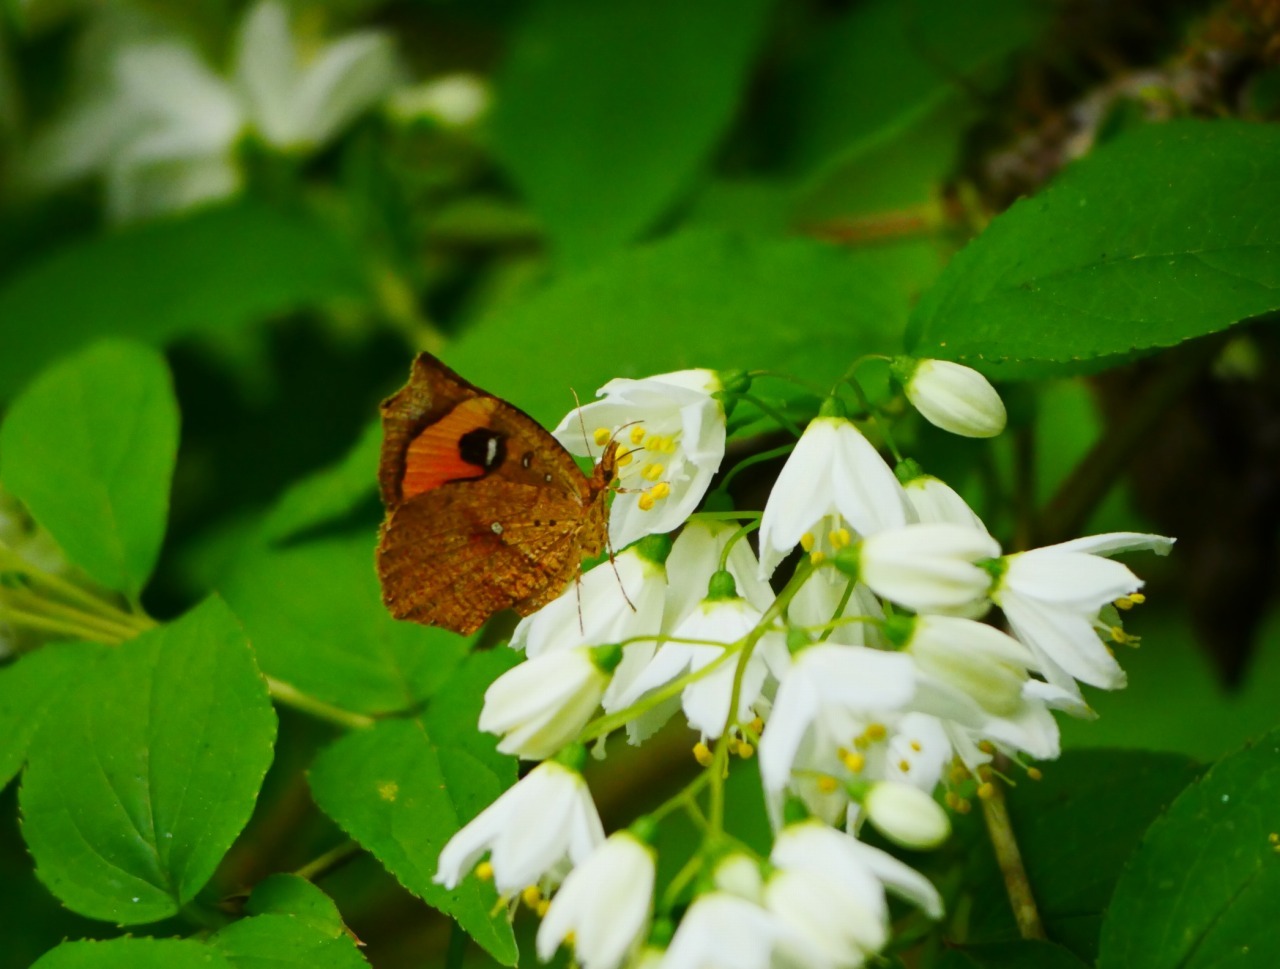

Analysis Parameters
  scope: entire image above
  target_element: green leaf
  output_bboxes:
[448,230,942,426]
[31,939,227,969]
[20,597,277,924]
[0,340,179,597]
[0,641,103,790]
[493,0,772,263]
[218,533,470,716]
[908,121,1280,377]
[964,749,1202,960]
[0,202,369,401]
[260,420,381,543]
[937,940,1090,969]
[211,914,368,969]
[309,652,519,966]
[243,874,347,932]
[1098,729,1280,969]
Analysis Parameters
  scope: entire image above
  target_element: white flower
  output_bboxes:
[663,520,775,628]
[855,524,1000,614]
[764,821,942,967]
[787,570,885,648]
[536,832,655,969]
[554,370,726,549]
[903,474,989,533]
[511,544,666,659]
[993,532,1173,697]
[758,415,908,579]
[387,73,491,128]
[479,647,613,760]
[863,781,951,849]
[614,592,785,740]
[759,644,917,823]
[895,358,1007,438]
[28,1,397,221]
[435,761,603,893]
[664,892,783,969]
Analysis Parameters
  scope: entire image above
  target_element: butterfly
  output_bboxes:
[376,352,618,635]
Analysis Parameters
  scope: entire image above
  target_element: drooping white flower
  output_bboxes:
[902,473,989,533]
[28,1,397,222]
[614,585,786,740]
[851,523,1000,615]
[758,644,917,822]
[663,892,783,969]
[511,543,667,659]
[536,832,655,969]
[479,646,616,760]
[786,570,885,648]
[553,370,726,549]
[663,520,775,629]
[758,412,908,579]
[893,358,1007,438]
[993,532,1174,697]
[435,761,603,893]
[862,781,951,849]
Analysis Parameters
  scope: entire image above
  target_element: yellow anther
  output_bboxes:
[693,742,713,766]
[817,775,839,794]
[564,930,576,946]
[658,435,678,453]
[898,759,911,773]
[1110,626,1134,645]
[949,765,971,784]
[593,427,612,446]
[841,750,866,773]
[475,861,494,882]
[957,798,973,815]
[1115,593,1146,610]
[738,743,755,759]
[865,723,887,742]
[1270,832,1279,845]
[616,446,634,467]
[977,782,996,800]
[651,481,671,499]
[945,791,962,809]
[521,886,542,908]
[750,717,765,734]
[800,532,816,552]
[977,764,994,783]
[809,550,826,565]
[726,737,740,756]
[630,424,647,444]
[978,740,995,754]
[1027,767,1043,781]
[830,528,852,550]
[638,491,656,511]
[537,899,551,917]
[910,740,923,753]
[642,462,665,481]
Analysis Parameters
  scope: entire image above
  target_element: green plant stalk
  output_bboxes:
[264,675,376,731]
[980,778,1046,940]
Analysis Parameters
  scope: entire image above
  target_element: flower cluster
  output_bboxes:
[434,359,1171,969]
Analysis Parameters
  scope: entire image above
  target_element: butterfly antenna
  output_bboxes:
[574,571,586,636]
[571,386,594,458]
[604,530,637,613]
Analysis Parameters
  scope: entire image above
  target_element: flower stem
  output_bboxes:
[264,676,376,731]
[980,778,1046,940]
[735,393,805,439]
[716,444,796,493]
[294,839,363,883]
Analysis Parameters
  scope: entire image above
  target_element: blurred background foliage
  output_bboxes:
[2,0,1280,965]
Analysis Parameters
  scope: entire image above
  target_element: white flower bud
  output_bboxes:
[896,358,1006,438]
[863,781,951,850]
[859,524,1000,614]
[479,648,610,760]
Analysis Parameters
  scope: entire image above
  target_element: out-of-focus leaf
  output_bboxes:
[937,940,1090,969]
[260,420,382,543]
[0,340,178,597]
[493,0,772,263]
[219,533,469,716]
[31,939,225,969]
[0,202,369,401]
[908,122,1280,377]
[1098,729,1280,969]
[20,597,276,924]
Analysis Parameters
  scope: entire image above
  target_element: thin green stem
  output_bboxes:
[4,588,140,640]
[265,676,376,731]
[816,578,856,644]
[839,375,903,463]
[0,605,128,643]
[689,510,762,523]
[980,778,1045,940]
[717,521,759,573]
[0,549,148,628]
[717,444,796,495]
[294,840,363,883]
[735,393,805,439]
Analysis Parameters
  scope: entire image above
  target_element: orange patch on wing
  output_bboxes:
[402,397,499,499]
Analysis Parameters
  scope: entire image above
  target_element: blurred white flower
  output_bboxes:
[663,892,782,969]
[536,832,654,969]
[894,358,1007,438]
[386,72,491,128]
[554,370,726,550]
[758,414,908,579]
[435,761,602,894]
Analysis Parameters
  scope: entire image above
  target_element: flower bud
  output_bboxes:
[863,781,951,849]
[894,358,1006,438]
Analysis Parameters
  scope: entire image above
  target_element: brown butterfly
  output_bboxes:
[376,352,618,635]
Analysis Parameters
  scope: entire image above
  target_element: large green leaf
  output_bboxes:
[1098,729,1280,969]
[308,651,519,966]
[210,914,368,969]
[963,749,1202,960]
[0,340,178,598]
[0,202,369,401]
[218,533,469,717]
[448,230,942,427]
[493,0,772,263]
[0,641,103,790]
[20,597,277,924]
[31,939,226,969]
[908,121,1280,377]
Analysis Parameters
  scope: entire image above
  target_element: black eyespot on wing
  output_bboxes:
[458,428,507,472]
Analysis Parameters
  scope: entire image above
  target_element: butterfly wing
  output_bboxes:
[376,352,610,634]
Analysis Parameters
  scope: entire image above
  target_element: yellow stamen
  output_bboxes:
[1115,592,1146,610]
[865,723,887,742]
[693,742,713,766]
[593,427,612,446]
[630,424,647,445]
[978,740,995,754]
[841,750,866,773]
[956,798,973,815]
[817,775,839,794]
[809,550,826,565]
[800,532,815,552]
[726,737,740,755]
[910,740,923,753]
[521,886,541,908]
[749,717,765,734]
[564,929,576,946]
[830,527,852,550]
[949,765,971,784]
[977,782,996,800]
[537,900,551,917]
[616,446,634,467]
[475,861,494,882]
[638,491,656,511]
[1027,767,1043,781]
[945,791,962,809]
[898,759,911,773]
[642,462,664,481]
[651,481,671,499]
[737,742,754,759]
